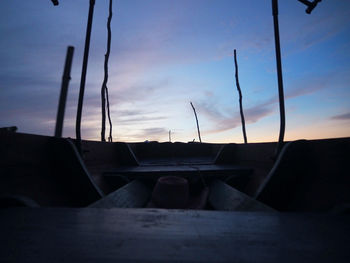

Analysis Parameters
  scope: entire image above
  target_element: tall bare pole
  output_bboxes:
[106,88,113,142]
[75,0,96,154]
[233,49,247,144]
[272,0,286,156]
[272,0,321,157]
[101,0,113,142]
[190,102,202,143]
[55,46,74,138]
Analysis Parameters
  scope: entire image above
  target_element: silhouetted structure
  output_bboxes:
[272,0,321,157]
[55,46,74,138]
[272,0,286,157]
[190,102,202,143]
[101,0,113,142]
[3,2,348,262]
[76,0,96,154]
[233,49,247,144]
[298,0,322,14]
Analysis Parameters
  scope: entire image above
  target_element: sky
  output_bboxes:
[0,0,349,143]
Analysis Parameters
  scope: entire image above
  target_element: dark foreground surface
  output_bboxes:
[1,208,349,262]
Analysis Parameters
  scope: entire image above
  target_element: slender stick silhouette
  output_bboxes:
[76,0,95,154]
[190,102,202,143]
[106,88,113,142]
[233,49,247,144]
[55,46,74,138]
[101,0,113,142]
[272,0,286,156]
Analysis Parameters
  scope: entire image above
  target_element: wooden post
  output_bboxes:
[55,46,74,138]
[190,102,202,143]
[76,0,96,153]
[101,0,113,142]
[272,0,286,157]
[233,49,248,144]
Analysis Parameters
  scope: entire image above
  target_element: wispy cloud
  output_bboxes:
[114,127,168,142]
[117,116,167,125]
[1,0,349,142]
[283,6,350,53]
[196,97,275,135]
[262,74,331,106]
[331,112,350,121]
[142,127,168,136]
[196,71,336,135]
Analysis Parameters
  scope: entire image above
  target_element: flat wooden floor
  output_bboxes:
[1,208,349,262]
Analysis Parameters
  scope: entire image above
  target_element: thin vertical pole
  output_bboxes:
[106,87,113,142]
[272,0,286,156]
[190,102,202,143]
[76,0,95,153]
[101,0,113,142]
[233,49,247,144]
[55,46,74,138]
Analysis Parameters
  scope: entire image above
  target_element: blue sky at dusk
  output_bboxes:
[0,0,349,143]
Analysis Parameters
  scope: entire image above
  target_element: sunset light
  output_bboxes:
[1,0,349,143]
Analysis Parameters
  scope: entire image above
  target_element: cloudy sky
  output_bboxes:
[0,0,349,143]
